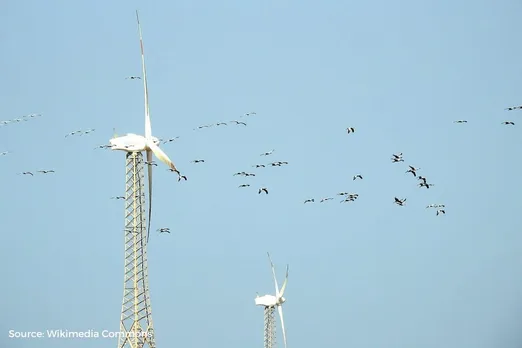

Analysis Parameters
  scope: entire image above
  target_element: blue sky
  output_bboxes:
[2,0,522,347]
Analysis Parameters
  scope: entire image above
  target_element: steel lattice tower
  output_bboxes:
[118,151,156,348]
[264,306,276,348]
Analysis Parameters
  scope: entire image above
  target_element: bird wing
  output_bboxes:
[136,11,152,140]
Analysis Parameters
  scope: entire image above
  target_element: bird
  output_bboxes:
[111,196,125,200]
[454,120,468,123]
[126,76,141,80]
[231,120,247,126]
[239,184,250,188]
[0,151,9,156]
[245,173,256,177]
[269,162,282,167]
[37,170,55,174]
[19,172,34,176]
[157,228,170,233]
[419,182,434,189]
[505,105,522,111]
[191,159,205,163]
[234,171,248,176]
[258,187,269,194]
[94,144,111,150]
[406,166,419,176]
[216,122,227,126]
[353,174,363,180]
[261,150,275,156]
[144,161,157,166]
[320,197,333,202]
[109,11,183,243]
[162,137,180,144]
[253,164,266,168]
[502,121,515,125]
[177,175,187,182]
[82,128,95,135]
[341,197,356,203]
[392,157,404,163]
[244,112,256,116]
[194,124,212,130]
[346,127,355,134]
[418,176,428,185]
[436,209,446,216]
[65,130,82,137]
[427,204,445,209]
[304,199,315,203]
[337,192,350,196]
[394,197,406,206]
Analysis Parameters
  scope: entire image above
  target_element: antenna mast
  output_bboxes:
[118,151,156,348]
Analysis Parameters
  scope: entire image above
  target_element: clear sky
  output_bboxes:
[2,0,522,347]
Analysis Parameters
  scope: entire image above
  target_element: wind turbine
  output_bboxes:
[255,252,289,348]
[110,10,183,242]
[110,11,182,348]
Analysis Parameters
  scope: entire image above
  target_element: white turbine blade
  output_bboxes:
[146,149,153,243]
[279,265,289,297]
[136,10,152,140]
[267,252,280,297]
[147,140,180,174]
[277,305,288,348]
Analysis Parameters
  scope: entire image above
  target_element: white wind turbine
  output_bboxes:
[255,252,289,348]
[110,10,182,241]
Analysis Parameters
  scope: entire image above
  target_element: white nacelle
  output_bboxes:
[110,134,160,152]
[255,294,285,307]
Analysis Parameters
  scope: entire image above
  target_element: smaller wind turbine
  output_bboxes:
[255,252,289,348]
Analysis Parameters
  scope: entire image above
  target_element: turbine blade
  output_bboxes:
[147,140,180,173]
[136,10,152,140]
[146,149,153,243]
[279,265,289,297]
[277,305,287,348]
[267,252,280,297]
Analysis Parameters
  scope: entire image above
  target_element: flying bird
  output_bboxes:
[94,144,111,150]
[419,182,435,189]
[234,172,248,176]
[109,11,183,243]
[259,187,269,194]
[157,228,170,233]
[191,159,205,163]
[0,151,9,156]
[19,172,34,176]
[126,76,141,79]
[505,105,522,111]
[111,196,125,200]
[436,209,446,216]
[239,184,250,188]
[394,197,406,206]
[304,199,315,203]
[406,166,419,176]
[261,150,275,156]
[162,136,180,144]
[82,129,95,135]
[454,120,468,123]
[353,174,363,180]
[346,127,355,134]
[65,130,82,137]
[37,170,55,174]
[245,173,256,177]
[253,164,266,168]
[216,122,227,126]
[230,120,247,126]
[418,176,427,185]
[502,121,515,125]
[177,175,187,182]
[320,197,333,202]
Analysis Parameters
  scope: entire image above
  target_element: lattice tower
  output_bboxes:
[264,306,276,348]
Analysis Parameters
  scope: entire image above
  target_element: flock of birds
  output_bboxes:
[3,84,521,228]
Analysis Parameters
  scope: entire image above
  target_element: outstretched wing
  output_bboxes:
[136,10,152,140]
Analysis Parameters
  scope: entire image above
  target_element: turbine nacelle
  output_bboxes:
[110,133,160,152]
[255,294,286,307]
